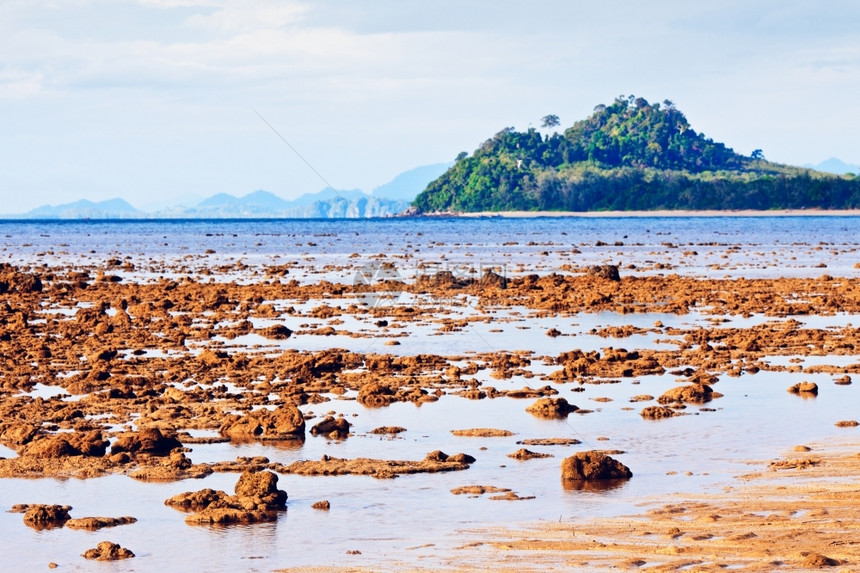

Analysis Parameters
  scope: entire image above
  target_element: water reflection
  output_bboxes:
[216,437,306,451]
[561,478,630,493]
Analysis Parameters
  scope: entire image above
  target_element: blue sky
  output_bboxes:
[2,0,859,212]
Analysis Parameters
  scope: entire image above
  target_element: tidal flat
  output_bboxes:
[0,217,858,571]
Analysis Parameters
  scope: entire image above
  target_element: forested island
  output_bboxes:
[412,95,860,213]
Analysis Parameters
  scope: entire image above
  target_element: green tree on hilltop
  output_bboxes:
[541,114,560,129]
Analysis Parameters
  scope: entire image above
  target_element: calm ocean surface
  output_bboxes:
[0,216,858,571]
[2,215,858,278]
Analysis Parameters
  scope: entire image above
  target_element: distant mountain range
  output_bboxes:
[6,163,452,220]
[804,158,860,175]
[371,163,452,200]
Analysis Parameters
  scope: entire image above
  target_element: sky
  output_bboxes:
[2,0,859,213]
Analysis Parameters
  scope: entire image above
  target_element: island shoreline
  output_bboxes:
[418,208,860,218]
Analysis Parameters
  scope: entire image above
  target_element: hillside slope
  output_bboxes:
[413,96,860,212]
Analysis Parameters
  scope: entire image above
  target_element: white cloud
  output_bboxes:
[0,70,45,99]
[184,0,308,34]
[134,0,218,7]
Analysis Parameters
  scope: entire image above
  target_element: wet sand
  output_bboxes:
[463,440,860,572]
[278,440,860,572]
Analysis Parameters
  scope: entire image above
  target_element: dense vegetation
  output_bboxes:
[413,95,860,212]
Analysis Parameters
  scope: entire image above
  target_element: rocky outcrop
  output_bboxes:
[128,451,213,481]
[19,431,108,458]
[369,426,406,434]
[657,384,715,405]
[357,382,396,407]
[561,451,632,482]
[111,428,182,456]
[0,422,39,448]
[310,416,350,439]
[640,406,679,419]
[66,516,137,530]
[788,382,819,395]
[83,541,135,560]
[506,385,558,398]
[508,448,553,460]
[451,428,513,437]
[15,504,72,528]
[479,270,507,289]
[165,469,287,525]
[256,324,292,339]
[587,264,621,281]
[526,397,579,418]
[219,404,305,441]
[277,451,475,479]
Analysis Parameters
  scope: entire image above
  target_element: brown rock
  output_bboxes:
[66,516,137,530]
[479,270,507,289]
[111,427,182,456]
[82,541,135,561]
[185,507,274,525]
[561,451,632,482]
[508,448,553,460]
[0,423,39,447]
[657,384,714,404]
[424,450,476,464]
[587,264,621,281]
[451,485,511,495]
[446,452,477,464]
[415,270,463,289]
[219,404,305,441]
[257,324,292,339]
[506,385,558,398]
[311,500,331,510]
[788,382,819,395]
[165,488,230,510]
[517,438,581,446]
[310,416,350,439]
[356,382,395,407]
[233,469,288,510]
[86,347,118,363]
[20,431,108,458]
[21,504,72,528]
[369,426,406,434]
[451,428,514,437]
[21,436,79,458]
[166,470,287,525]
[801,552,839,567]
[640,406,678,419]
[279,452,473,478]
[526,397,579,418]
